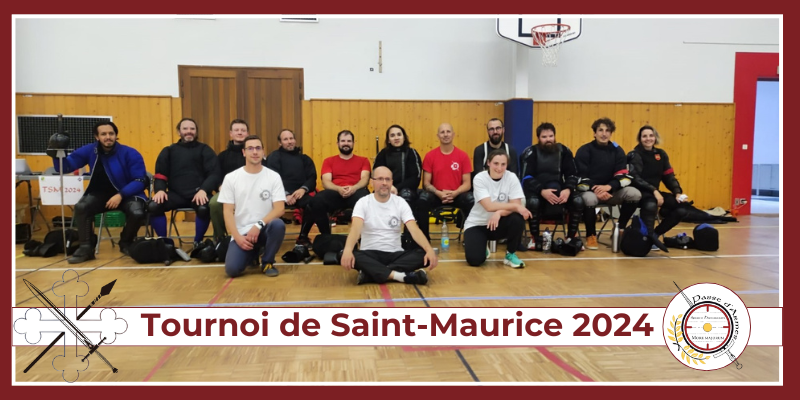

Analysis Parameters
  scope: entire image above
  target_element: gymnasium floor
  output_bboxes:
[13,215,781,383]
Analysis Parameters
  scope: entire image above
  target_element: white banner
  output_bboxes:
[11,307,782,347]
[38,175,85,206]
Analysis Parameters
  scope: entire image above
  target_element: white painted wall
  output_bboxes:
[14,16,779,102]
[526,18,779,102]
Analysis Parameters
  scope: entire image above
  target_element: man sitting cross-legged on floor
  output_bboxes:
[340,166,438,285]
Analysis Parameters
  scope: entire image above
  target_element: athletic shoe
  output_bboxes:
[504,252,525,268]
[357,270,374,285]
[403,270,428,285]
[585,235,599,250]
[262,263,279,277]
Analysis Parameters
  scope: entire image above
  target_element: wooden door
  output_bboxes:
[243,69,304,154]
[178,66,304,154]
[178,67,238,152]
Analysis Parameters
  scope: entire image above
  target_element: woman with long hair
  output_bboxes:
[373,124,422,205]
[628,125,689,243]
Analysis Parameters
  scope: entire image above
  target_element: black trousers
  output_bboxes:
[74,193,147,247]
[463,213,525,266]
[524,189,584,240]
[354,248,427,284]
[291,193,316,237]
[639,191,689,236]
[309,188,370,235]
[147,191,210,218]
[414,190,474,240]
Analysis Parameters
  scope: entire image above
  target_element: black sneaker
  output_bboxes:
[403,270,428,285]
[357,270,369,285]
[67,246,96,264]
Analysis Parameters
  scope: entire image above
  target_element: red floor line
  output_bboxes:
[378,284,395,308]
[535,346,595,382]
[378,283,416,352]
[142,346,176,382]
[142,277,234,381]
[208,277,234,306]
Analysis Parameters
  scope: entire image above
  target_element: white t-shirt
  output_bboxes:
[463,170,525,231]
[352,194,415,253]
[217,166,286,235]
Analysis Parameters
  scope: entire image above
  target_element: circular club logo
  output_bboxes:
[663,283,750,371]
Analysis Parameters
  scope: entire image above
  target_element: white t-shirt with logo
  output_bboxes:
[217,166,286,235]
[352,194,415,253]
[463,170,525,231]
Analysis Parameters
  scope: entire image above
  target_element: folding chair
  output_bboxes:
[431,205,465,244]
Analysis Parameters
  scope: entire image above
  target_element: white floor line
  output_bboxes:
[14,253,780,272]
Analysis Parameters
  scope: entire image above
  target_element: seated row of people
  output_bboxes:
[50,116,689,273]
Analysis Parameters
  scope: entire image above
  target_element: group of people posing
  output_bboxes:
[51,116,690,286]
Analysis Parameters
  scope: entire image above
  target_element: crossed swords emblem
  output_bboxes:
[21,279,120,375]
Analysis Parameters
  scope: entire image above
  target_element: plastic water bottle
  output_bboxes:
[611,221,620,253]
[542,228,552,253]
[441,220,450,252]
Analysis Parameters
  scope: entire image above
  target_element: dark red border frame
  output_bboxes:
[4,3,789,396]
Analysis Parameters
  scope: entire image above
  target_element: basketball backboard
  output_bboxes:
[497,17,582,48]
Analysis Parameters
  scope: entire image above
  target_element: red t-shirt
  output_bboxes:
[321,154,371,187]
[422,146,472,191]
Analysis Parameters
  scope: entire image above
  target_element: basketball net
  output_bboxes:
[531,24,573,66]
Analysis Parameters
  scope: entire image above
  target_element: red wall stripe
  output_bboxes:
[732,52,779,215]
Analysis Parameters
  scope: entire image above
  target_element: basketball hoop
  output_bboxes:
[531,23,573,66]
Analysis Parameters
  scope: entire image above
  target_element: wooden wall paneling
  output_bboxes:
[15,96,736,219]
[402,102,415,151]
[280,78,296,148]
[366,101,379,156]
[126,96,142,157]
[301,100,312,158]
[675,104,691,202]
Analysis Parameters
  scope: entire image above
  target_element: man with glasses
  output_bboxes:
[473,118,519,177]
[218,135,286,278]
[209,119,265,241]
[306,130,371,236]
[340,166,437,285]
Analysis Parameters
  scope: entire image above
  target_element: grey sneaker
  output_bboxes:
[262,263,279,277]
